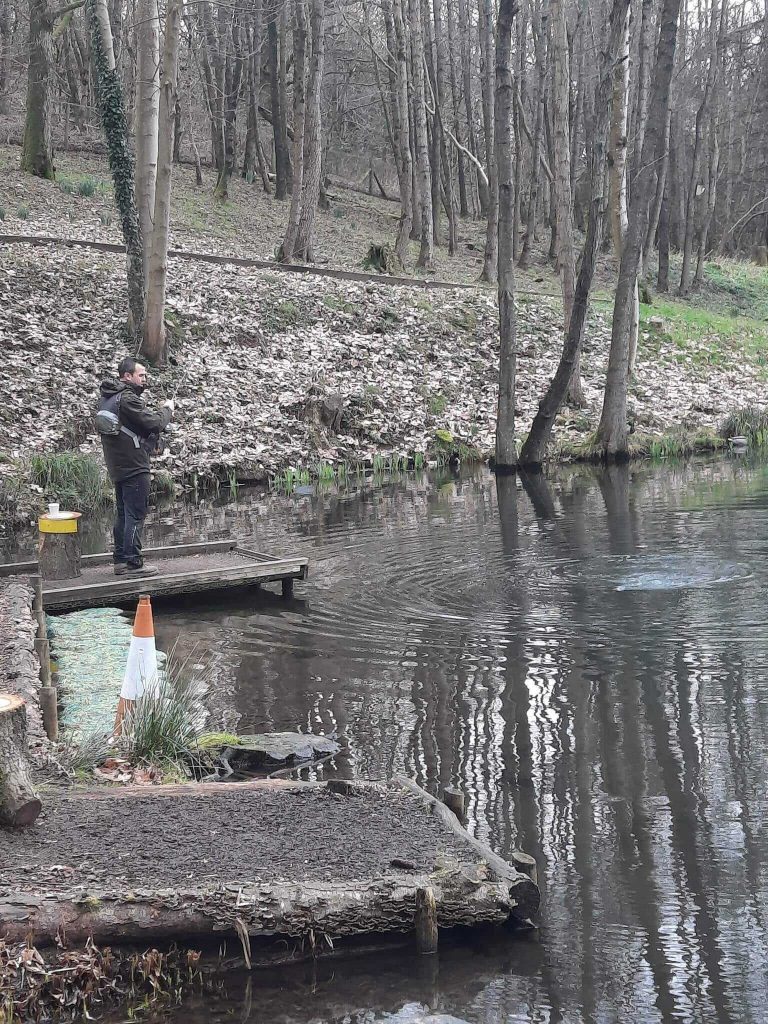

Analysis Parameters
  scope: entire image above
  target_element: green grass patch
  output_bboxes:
[695,257,768,321]
[639,297,768,369]
[719,406,768,446]
[323,294,355,314]
[428,393,448,416]
[556,427,725,463]
[28,452,111,511]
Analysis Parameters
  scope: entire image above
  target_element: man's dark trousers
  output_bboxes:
[113,473,151,568]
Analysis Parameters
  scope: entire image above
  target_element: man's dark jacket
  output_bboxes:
[98,381,172,483]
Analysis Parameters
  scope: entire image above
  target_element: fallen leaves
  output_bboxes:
[2,237,764,526]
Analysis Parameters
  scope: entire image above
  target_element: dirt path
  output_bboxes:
[2,783,472,894]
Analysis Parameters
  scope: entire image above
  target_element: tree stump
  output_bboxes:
[0,694,42,827]
[38,513,82,580]
[298,389,345,435]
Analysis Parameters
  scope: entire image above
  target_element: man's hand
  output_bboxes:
[163,399,175,415]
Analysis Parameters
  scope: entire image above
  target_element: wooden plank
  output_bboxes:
[236,545,290,562]
[0,559,38,578]
[80,539,239,566]
[0,540,241,577]
[42,558,308,611]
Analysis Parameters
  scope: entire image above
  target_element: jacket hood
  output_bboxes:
[100,380,130,398]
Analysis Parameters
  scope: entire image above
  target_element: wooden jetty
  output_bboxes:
[0,778,539,952]
[0,540,308,611]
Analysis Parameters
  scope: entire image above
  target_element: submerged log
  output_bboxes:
[0,694,42,828]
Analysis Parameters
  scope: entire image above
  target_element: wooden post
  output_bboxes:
[38,513,82,580]
[40,687,59,742]
[32,574,46,635]
[415,886,438,954]
[511,849,538,886]
[281,577,294,599]
[35,636,52,689]
[0,694,42,827]
[441,786,465,822]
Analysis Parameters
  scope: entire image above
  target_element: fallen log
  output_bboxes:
[0,860,523,947]
[396,776,539,919]
[0,694,42,828]
[1,779,539,947]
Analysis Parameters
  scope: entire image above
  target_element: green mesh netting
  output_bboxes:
[48,608,166,736]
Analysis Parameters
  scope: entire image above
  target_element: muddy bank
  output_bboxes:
[1,779,538,947]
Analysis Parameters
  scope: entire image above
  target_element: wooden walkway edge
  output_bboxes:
[0,540,308,610]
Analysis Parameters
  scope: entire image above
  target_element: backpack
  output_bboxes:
[94,391,141,449]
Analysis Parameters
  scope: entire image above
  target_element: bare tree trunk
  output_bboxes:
[446,0,468,217]
[549,0,584,406]
[87,0,145,339]
[433,0,457,254]
[409,0,434,268]
[694,108,719,286]
[494,0,518,469]
[243,4,270,190]
[214,11,246,200]
[607,3,639,375]
[0,0,13,116]
[458,0,487,215]
[518,0,549,270]
[512,8,527,261]
[479,0,497,282]
[643,108,670,269]
[695,1,727,285]
[657,184,670,291]
[519,0,631,468]
[387,0,413,263]
[280,0,308,258]
[198,2,225,171]
[135,0,159,282]
[597,0,683,458]
[424,0,441,247]
[293,0,325,261]
[142,0,182,365]
[21,0,55,179]
[268,0,292,199]
[679,0,721,295]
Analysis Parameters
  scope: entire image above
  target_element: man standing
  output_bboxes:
[96,357,174,576]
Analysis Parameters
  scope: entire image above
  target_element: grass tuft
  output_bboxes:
[117,643,208,773]
[719,406,768,446]
[29,452,110,511]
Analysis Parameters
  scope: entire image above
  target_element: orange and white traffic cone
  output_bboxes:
[113,594,160,736]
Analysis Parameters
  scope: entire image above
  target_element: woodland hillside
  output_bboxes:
[2,0,768,488]
[2,144,768,533]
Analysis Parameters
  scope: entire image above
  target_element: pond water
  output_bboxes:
[26,457,768,1023]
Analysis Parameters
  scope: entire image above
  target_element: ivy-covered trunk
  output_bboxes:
[21,0,55,179]
[86,0,145,340]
